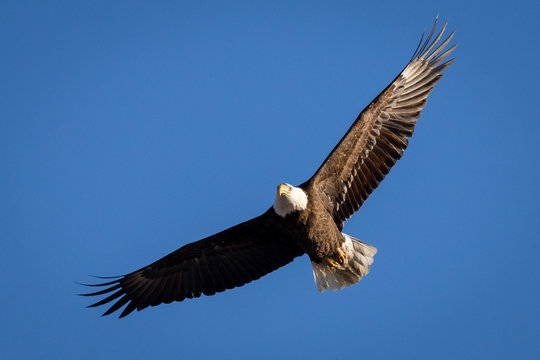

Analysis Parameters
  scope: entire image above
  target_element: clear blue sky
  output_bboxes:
[1,1,539,359]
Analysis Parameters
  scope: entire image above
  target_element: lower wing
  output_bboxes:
[81,208,304,318]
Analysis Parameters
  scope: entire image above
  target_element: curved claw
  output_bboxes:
[323,248,347,269]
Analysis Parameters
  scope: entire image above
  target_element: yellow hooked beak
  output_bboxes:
[278,184,291,196]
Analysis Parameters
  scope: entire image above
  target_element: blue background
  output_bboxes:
[2,1,539,359]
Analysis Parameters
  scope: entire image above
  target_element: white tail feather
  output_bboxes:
[311,234,377,292]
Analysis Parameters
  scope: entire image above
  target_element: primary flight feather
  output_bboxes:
[82,18,456,318]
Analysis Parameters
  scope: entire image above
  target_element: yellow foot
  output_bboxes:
[335,248,347,266]
[324,257,341,268]
[323,248,347,269]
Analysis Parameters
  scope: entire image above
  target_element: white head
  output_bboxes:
[273,183,308,217]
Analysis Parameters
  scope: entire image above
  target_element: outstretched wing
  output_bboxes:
[81,209,304,318]
[306,18,456,229]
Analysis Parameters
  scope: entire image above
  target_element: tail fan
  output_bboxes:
[311,234,377,292]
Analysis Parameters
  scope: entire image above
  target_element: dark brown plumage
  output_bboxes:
[306,20,456,229]
[84,209,304,318]
[82,18,456,317]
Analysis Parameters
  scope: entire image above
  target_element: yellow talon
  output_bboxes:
[336,248,347,266]
[324,257,341,268]
[324,248,347,269]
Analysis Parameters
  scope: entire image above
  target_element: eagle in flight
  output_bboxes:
[82,18,456,318]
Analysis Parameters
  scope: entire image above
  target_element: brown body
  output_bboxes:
[292,184,344,262]
[82,18,456,317]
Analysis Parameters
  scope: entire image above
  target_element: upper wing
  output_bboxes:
[306,18,456,229]
[81,209,304,318]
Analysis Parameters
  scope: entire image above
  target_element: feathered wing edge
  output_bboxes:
[80,210,304,318]
[306,17,457,229]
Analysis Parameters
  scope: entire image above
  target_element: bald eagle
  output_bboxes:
[82,18,456,317]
